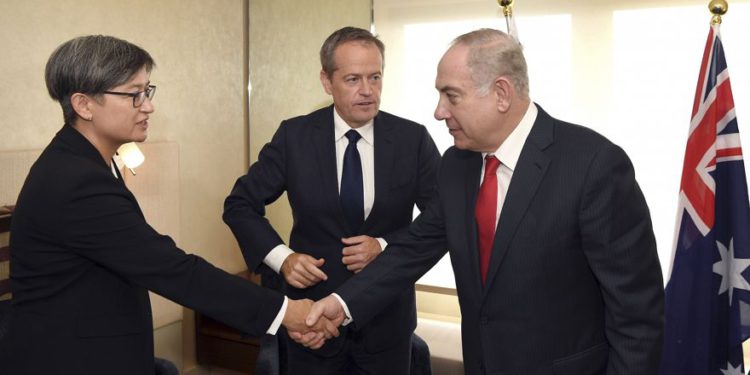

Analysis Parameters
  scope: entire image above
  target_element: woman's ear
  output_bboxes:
[493,77,514,113]
[70,93,94,122]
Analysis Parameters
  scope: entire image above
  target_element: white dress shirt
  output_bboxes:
[481,102,537,228]
[334,111,376,219]
[331,110,387,250]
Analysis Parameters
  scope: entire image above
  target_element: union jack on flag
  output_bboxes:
[660,23,750,375]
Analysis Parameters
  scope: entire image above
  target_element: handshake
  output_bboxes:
[281,295,347,349]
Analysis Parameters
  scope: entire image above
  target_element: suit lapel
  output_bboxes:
[482,105,553,296]
[312,106,349,232]
[464,152,484,294]
[363,114,394,232]
[57,126,146,219]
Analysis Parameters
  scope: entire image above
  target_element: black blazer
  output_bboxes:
[0,126,283,375]
[224,105,440,355]
[337,105,664,375]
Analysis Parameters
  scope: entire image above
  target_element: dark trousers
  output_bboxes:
[286,330,412,375]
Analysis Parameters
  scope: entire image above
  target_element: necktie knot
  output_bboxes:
[484,155,500,176]
[345,129,361,144]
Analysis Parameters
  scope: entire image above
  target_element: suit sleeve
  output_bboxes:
[223,121,289,271]
[578,143,664,374]
[338,164,449,327]
[61,175,284,337]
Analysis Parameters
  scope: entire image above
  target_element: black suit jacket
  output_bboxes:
[0,125,283,375]
[224,105,440,355]
[337,105,664,375]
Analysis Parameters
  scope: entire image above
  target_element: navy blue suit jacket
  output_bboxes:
[337,105,664,374]
[224,105,441,355]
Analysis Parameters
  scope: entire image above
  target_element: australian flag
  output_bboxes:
[660,23,750,375]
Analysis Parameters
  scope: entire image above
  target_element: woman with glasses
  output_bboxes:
[0,35,335,374]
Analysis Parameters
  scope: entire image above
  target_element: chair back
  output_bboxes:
[0,205,12,300]
[0,205,14,342]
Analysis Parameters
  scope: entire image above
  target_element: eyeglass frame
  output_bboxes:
[101,85,156,107]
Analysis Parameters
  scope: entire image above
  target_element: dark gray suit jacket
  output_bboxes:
[0,125,283,374]
[337,104,664,375]
[223,105,441,356]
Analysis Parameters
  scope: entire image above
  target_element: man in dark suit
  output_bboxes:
[0,35,334,375]
[223,27,440,374]
[303,28,665,375]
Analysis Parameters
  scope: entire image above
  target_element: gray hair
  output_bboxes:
[320,26,384,76]
[45,35,155,126]
[451,28,529,99]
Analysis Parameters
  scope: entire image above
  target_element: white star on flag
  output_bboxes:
[720,361,744,375]
[713,238,750,305]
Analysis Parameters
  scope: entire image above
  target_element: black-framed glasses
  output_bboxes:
[102,85,156,107]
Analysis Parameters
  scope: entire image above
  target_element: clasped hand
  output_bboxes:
[286,295,346,349]
[283,298,343,349]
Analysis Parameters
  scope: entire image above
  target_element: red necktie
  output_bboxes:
[475,155,500,285]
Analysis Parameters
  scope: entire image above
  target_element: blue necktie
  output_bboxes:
[341,130,364,231]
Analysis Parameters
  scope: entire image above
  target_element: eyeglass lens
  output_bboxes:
[134,86,156,106]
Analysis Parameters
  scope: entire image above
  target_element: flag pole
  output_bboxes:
[709,0,728,25]
[497,0,519,42]
[498,0,513,31]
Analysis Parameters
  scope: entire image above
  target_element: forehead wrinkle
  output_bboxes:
[437,84,462,94]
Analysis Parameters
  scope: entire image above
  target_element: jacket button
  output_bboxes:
[480,316,488,324]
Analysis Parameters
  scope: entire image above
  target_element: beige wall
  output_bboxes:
[248,0,371,241]
[0,0,247,262]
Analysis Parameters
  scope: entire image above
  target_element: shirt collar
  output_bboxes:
[485,102,537,171]
[333,107,374,145]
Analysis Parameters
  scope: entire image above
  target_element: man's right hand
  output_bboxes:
[288,295,347,349]
[283,298,340,349]
[305,295,346,331]
[281,253,328,288]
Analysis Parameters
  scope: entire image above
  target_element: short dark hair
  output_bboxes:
[319,26,384,76]
[45,35,155,126]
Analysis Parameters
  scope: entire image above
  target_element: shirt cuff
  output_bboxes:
[376,237,388,252]
[266,296,288,335]
[332,293,353,326]
[263,244,295,273]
